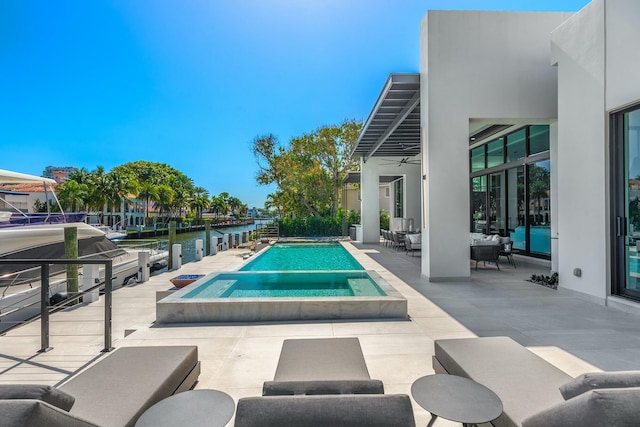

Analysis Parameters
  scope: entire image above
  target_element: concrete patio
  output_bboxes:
[2,240,640,426]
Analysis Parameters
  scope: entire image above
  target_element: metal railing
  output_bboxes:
[0,259,114,353]
[256,222,279,240]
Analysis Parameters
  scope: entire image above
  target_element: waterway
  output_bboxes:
[131,219,272,266]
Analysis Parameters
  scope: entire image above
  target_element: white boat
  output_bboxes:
[0,222,168,333]
[92,224,128,241]
[0,169,88,227]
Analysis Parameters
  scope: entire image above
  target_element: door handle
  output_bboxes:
[616,217,622,237]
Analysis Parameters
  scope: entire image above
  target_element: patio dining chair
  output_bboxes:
[391,232,406,252]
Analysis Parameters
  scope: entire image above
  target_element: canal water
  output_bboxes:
[136,220,271,265]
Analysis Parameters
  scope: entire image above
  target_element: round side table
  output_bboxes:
[411,374,502,427]
[135,389,235,427]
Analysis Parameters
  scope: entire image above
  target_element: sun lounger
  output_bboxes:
[263,337,384,395]
[1,346,200,427]
[235,394,416,427]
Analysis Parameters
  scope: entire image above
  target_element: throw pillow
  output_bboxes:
[0,384,75,411]
[559,371,640,400]
[522,387,640,427]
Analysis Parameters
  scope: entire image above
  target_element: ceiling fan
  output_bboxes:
[379,157,421,167]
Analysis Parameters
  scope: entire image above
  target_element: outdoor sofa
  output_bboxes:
[433,336,640,426]
[234,337,416,427]
[1,345,200,427]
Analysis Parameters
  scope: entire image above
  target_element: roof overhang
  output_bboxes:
[343,172,402,184]
[351,73,421,161]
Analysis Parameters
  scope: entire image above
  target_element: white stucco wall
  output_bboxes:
[551,0,607,300]
[605,0,640,110]
[551,0,640,302]
[420,10,573,280]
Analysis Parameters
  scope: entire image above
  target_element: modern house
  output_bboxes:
[351,0,640,312]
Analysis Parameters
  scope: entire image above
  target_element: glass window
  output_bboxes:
[528,160,551,255]
[507,166,525,250]
[507,129,526,162]
[529,125,550,155]
[394,179,403,218]
[624,108,640,296]
[471,146,485,172]
[471,176,487,233]
[487,138,504,168]
[489,172,505,235]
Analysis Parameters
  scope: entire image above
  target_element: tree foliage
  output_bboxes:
[55,161,249,226]
[252,119,362,217]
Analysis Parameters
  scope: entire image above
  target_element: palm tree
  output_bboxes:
[155,184,175,224]
[106,171,139,229]
[87,167,109,223]
[137,181,159,225]
[56,179,88,212]
[190,194,210,220]
[210,195,229,220]
[172,187,190,218]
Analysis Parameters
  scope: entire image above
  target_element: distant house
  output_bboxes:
[0,182,58,213]
[42,166,75,183]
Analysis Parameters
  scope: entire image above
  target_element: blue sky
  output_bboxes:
[1,0,590,208]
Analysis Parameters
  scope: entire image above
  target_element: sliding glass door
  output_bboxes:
[612,106,640,300]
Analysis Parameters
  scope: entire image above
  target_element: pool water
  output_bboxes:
[240,243,364,271]
[183,271,386,298]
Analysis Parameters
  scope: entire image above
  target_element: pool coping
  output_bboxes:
[156,269,408,323]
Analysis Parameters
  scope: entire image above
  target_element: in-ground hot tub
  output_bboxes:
[156,270,407,323]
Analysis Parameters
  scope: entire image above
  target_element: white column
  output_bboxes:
[361,158,381,243]
[195,239,203,261]
[81,264,99,303]
[137,251,150,283]
[171,244,182,270]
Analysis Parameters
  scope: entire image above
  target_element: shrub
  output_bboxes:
[380,211,390,231]
[277,212,361,237]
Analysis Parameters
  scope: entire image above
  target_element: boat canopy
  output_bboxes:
[0,169,56,185]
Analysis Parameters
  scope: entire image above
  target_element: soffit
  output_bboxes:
[351,74,421,161]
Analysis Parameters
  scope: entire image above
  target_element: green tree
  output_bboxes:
[210,194,229,219]
[251,119,362,218]
[138,181,159,224]
[105,170,138,228]
[155,184,175,224]
[57,179,88,212]
[87,166,110,223]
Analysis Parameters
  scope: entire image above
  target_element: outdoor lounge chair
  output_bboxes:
[433,337,640,427]
[470,240,501,270]
[262,337,384,396]
[1,346,200,427]
[237,337,410,427]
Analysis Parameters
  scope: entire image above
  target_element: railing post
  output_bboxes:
[39,263,52,352]
[102,260,113,352]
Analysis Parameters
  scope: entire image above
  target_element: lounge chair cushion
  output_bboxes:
[262,379,384,396]
[0,399,99,427]
[234,394,416,427]
[274,338,370,381]
[559,371,640,400]
[59,346,199,427]
[434,337,571,427]
[0,384,75,411]
[522,387,640,427]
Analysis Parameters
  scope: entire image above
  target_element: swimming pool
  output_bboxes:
[183,271,385,298]
[156,241,408,322]
[240,242,364,271]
